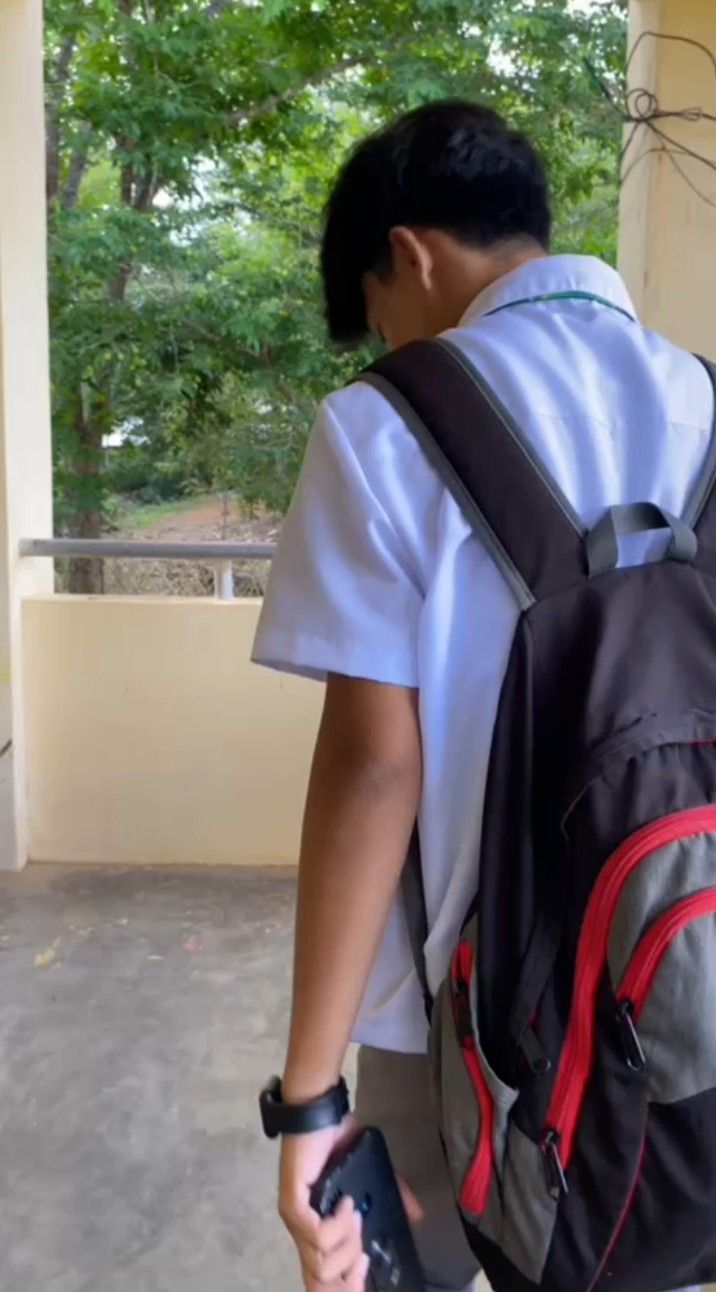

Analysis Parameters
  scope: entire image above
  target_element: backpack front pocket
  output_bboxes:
[450,940,505,1214]
[541,806,716,1182]
[429,934,517,1231]
[616,885,716,1102]
[617,887,716,1013]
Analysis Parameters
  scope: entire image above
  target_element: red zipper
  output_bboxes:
[451,940,495,1215]
[618,886,716,1016]
[543,806,716,1176]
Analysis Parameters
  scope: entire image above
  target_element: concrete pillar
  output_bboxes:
[619,0,716,352]
[0,0,54,869]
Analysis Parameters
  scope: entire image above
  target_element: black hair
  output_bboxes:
[320,99,552,343]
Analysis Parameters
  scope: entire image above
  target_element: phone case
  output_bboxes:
[310,1127,426,1292]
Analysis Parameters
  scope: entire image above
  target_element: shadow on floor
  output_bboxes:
[0,864,314,1292]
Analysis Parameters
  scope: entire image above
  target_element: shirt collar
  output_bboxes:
[458,255,638,327]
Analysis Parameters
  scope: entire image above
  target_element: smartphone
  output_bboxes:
[310,1127,426,1292]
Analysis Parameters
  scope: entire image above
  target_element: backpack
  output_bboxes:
[363,338,716,1292]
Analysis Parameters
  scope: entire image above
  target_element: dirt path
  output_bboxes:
[122,497,281,546]
[102,497,279,596]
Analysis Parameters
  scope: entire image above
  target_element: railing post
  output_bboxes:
[215,560,234,601]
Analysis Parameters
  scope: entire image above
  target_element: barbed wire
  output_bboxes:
[586,30,716,210]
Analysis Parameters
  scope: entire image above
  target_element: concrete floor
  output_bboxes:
[0,864,334,1292]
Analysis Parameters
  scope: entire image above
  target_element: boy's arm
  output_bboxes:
[278,673,422,1290]
[283,673,422,1100]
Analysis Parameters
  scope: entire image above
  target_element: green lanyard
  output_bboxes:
[485,290,635,323]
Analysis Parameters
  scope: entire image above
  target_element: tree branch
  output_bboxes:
[101,0,140,305]
[133,169,160,213]
[229,52,372,126]
[230,28,419,128]
[108,262,133,305]
[46,32,79,207]
[61,124,92,210]
[49,32,78,97]
[237,197,319,241]
[46,123,63,208]
[119,151,135,206]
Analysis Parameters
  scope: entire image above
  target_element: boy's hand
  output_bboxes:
[279,1117,370,1291]
[278,1116,425,1291]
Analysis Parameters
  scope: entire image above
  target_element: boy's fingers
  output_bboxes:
[303,1248,368,1292]
[302,1251,368,1292]
[295,1200,363,1288]
[302,1214,363,1284]
[312,1196,358,1254]
[301,1204,359,1276]
[345,1251,371,1291]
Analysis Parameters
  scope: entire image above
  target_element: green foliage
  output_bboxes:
[45,0,627,530]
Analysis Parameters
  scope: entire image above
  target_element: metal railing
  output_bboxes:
[19,538,277,600]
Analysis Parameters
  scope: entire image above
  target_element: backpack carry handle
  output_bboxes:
[586,502,698,578]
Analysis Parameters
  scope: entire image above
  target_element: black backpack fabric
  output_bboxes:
[362,338,716,1292]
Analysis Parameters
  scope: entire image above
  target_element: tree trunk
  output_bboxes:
[67,503,105,595]
[45,33,77,208]
[61,124,92,210]
[67,389,106,595]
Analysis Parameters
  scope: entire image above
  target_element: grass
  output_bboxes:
[114,493,214,532]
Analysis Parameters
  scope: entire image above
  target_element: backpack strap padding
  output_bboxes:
[364,338,586,604]
[691,357,716,564]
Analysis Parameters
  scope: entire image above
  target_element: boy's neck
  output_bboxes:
[433,239,548,333]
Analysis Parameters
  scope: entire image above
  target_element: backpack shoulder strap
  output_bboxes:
[362,337,586,606]
[690,356,716,562]
[361,338,587,1017]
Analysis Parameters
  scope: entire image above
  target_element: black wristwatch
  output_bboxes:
[259,1075,350,1139]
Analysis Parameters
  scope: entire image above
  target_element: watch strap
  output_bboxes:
[260,1075,350,1139]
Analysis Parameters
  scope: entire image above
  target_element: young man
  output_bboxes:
[253,100,714,1292]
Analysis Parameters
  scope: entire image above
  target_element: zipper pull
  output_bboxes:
[520,1025,552,1076]
[615,1000,646,1072]
[541,1129,569,1199]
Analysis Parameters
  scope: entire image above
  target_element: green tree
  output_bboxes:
[45,0,627,589]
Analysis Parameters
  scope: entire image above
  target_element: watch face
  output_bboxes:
[259,1078,282,1138]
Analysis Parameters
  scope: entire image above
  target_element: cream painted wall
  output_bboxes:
[0,0,54,869]
[23,597,322,866]
[620,0,716,353]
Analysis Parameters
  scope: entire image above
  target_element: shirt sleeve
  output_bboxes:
[252,397,423,687]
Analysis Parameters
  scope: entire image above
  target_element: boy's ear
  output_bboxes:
[389,226,433,290]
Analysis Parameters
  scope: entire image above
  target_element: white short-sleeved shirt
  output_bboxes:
[252,254,715,1054]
